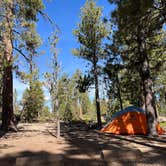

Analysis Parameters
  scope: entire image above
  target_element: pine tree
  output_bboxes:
[57,74,73,122]
[68,69,93,120]
[0,0,44,131]
[70,70,84,119]
[44,31,61,137]
[19,20,42,122]
[13,89,20,115]
[104,39,124,110]
[80,92,92,116]
[22,80,45,122]
[151,0,166,25]
[109,0,166,135]
[55,71,93,122]
[154,62,166,116]
[73,0,109,128]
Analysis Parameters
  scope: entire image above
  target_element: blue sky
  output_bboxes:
[36,0,114,75]
[13,0,115,102]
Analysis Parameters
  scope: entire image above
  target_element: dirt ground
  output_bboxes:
[0,122,166,166]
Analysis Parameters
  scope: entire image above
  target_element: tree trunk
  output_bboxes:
[56,98,60,138]
[141,57,158,136]
[56,117,60,138]
[136,22,158,136]
[79,105,83,119]
[78,97,83,119]
[1,65,15,131]
[1,36,15,131]
[116,74,123,110]
[94,64,102,129]
[1,2,16,131]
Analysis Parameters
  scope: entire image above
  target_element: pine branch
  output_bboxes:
[13,47,30,62]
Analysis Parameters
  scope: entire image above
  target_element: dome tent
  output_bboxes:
[101,106,165,135]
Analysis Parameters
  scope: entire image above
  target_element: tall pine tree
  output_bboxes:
[73,0,109,128]
[0,0,44,131]
[109,0,166,135]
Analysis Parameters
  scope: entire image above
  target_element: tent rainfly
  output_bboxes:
[101,106,165,135]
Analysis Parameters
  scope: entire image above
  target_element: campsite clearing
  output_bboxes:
[0,122,166,166]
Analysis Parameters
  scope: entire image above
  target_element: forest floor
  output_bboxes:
[0,122,166,166]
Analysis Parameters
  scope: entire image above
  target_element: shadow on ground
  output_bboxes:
[60,122,166,165]
[0,122,166,166]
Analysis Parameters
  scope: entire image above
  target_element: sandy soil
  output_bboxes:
[0,122,166,166]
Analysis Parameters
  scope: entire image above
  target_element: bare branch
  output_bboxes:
[13,29,21,35]
[13,47,30,62]
[38,10,61,33]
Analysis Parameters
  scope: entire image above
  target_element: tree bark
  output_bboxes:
[1,65,15,131]
[1,1,16,131]
[56,98,60,138]
[136,22,158,136]
[77,96,82,119]
[1,39,15,131]
[94,63,102,129]
[79,105,83,119]
[141,57,158,136]
[116,74,123,110]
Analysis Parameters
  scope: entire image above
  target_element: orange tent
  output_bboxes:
[101,106,165,135]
